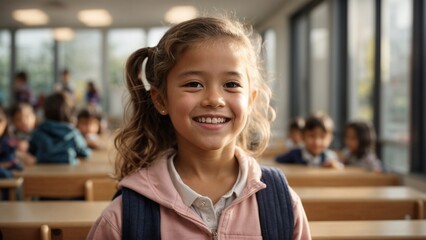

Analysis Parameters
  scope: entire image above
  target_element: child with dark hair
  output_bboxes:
[10,103,37,165]
[76,109,102,149]
[10,103,36,141]
[29,92,91,164]
[285,117,305,150]
[276,113,343,168]
[341,120,383,172]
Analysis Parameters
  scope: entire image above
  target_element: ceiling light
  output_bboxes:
[13,9,49,26]
[165,6,198,24]
[78,9,112,27]
[53,28,75,41]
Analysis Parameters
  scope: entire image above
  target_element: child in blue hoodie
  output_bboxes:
[29,92,91,164]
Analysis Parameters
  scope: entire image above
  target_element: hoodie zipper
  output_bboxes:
[212,230,218,240]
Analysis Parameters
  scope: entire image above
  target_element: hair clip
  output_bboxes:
[141,57,151,91]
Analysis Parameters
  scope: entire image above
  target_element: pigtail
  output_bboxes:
[114,47,175,180]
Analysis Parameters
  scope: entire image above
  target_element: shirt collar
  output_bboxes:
[167,153,247,207]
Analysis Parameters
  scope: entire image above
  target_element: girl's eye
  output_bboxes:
[183,82,203,88]
[224,81,242,88]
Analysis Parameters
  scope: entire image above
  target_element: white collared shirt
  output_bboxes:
[301,147,339,166]
[167,154,247,231]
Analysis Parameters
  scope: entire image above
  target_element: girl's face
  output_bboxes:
[160,39,254,153]
[344,127,359,153]
[13,107,36,133]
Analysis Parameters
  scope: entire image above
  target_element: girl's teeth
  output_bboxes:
[197,117,225,124]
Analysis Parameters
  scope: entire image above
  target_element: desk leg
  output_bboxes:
[8,188,16,201]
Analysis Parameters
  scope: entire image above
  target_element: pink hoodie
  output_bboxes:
[87,149,311,239]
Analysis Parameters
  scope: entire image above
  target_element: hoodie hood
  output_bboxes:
[36,120,76,141]
[29,119,91,164]
[119,147,266,212]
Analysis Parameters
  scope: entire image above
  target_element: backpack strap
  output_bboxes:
[120,187,161,240]
[257,166,294,240]
[117,167,293,240]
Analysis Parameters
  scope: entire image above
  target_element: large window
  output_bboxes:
[291,1,331,118]
[309,1,330,114]
[348,0,375,121]
[58,30,102,109]
[263,29,285,139]
[147,27,169,46]
[0,30,10,106]
[107,29,146,117]
[16,29,54,102]
[291,16,309,117]
[380,0,412,172]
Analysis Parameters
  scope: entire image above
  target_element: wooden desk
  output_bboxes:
[310,220,426,240]
[260,160,401,187]
[0,201,109,240]
[14,162,114,199]
[294,186,426,220]
[0,177,23,201]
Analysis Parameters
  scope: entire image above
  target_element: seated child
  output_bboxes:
[29,92,91,164]
[76,109,102,149]
[10,103,37,165]
[341,120,383,172]
[285,117,305,149]
[0,107,23,199]
[276,113,343,168]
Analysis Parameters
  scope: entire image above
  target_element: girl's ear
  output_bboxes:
[248,89,257,113]
[250,89,258,104]
[150,87,168,115]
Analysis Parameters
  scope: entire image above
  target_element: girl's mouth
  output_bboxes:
[193,117,230,124]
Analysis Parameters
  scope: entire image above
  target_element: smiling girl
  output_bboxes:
[88,17,310,240]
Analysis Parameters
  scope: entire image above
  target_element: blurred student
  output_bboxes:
[286,117,305,149]
[0,107,23,199]
[85,81,101,106]
[276,113,343,168]
[13,71,33,105]
[56,69,75,95]
[0,107,22,171]
[29,92,91,164]
[76,109,102,149]
[341,120,383,172]
[10,103,36,142]
[10,103,37,165]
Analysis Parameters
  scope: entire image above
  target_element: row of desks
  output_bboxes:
[11,158,400,199]
[0,202,425,239]
[1,145,424,239]
[260,159,401,187]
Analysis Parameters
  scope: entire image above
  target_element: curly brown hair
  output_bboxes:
[115,16,275,180]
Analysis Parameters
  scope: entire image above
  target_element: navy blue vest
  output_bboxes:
[116,166,294,239]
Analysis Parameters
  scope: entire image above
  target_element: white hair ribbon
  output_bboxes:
[141,57,151,91]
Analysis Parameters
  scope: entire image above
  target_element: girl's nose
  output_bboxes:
[201,87,225,108]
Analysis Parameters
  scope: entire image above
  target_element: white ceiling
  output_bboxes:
[0,0,288,29]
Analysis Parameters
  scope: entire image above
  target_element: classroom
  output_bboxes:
[0,0,426,239]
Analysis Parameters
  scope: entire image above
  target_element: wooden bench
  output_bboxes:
[14,162,113,199]
[0,177,23,201]
[294,186,426,221]
[0,201,109,240]
[260,160,401,187]
[85,178,118,201]
[310,220,426,240]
